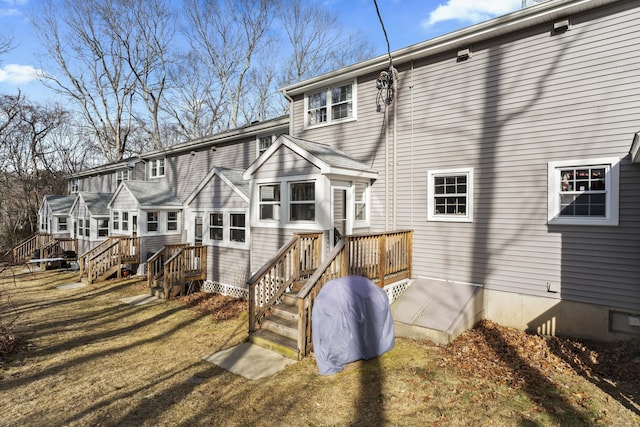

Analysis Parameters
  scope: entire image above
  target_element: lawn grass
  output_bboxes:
[0,267,638,426]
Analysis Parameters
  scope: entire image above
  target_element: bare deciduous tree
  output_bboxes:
[182,0,274,129]
[33,0,138,162]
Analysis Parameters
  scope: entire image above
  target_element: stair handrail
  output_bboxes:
[79,237,116,277]
[163,248,186,299]
[87,240,120,284]
[247,232,322,333]
[146,243,192,294]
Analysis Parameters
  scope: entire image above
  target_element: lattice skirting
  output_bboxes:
[201,280,249,300]
[384,279,413,304]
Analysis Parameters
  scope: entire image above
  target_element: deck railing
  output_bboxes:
[147,243,189,289]
[162,245,207,299]
[296,230,412,357]
[12,233,53,264]
[247,233,322,333]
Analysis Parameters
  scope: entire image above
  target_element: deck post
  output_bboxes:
[378,234,387,287]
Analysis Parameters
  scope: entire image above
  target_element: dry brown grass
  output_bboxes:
[0,267,638,426]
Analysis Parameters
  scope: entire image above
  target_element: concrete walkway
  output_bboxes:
[203,342,296,380]
[120,294,161,306]
[56,282,86,290]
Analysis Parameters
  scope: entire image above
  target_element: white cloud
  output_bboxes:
[0,63,42,84]
[422,0,522,27]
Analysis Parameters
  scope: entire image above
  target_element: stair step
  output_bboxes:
[249,329,299,360]
[149,286,166,299]
[261,316,298,341]
[280,291,298,305]
[272,301,298,321]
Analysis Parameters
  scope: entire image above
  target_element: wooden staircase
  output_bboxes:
[78,237,140,284]
[248,231,413,361]
[147,244,206,299]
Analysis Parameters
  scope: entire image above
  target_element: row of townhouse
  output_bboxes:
[39,0,639,343]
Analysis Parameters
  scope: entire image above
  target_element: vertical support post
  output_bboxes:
[379,234,387,288]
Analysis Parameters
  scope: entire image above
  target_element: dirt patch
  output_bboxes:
[177,292,248,321]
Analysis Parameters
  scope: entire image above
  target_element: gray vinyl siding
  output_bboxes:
[249,227,301,274]
[159,137,256,203]
[292,1,640,311]
[110,188,138,210]
[207,246,250,287]
[79,174,116,193]
[140,234,185,262]
[253,146,320,180]
[188,174,247,210]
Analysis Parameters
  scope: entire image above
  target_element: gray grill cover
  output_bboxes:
[312,276,395,375]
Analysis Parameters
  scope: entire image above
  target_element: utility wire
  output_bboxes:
[373,0,393,67]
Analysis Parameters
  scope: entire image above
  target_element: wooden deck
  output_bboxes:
[248,230,412,360]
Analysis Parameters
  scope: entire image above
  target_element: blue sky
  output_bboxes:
[0,0,524,102]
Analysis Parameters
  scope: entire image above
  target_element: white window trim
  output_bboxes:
[303,79,357,129]
[427,168,474,223]
[143,210,181,235]
[252,176,325,231]
[57,216,68,232]
[205,209,249,249]
[149,158,166,178]
[547,157,619,226]
[97,218,109,237]
[70,178,79,193]
[167,210,179,232]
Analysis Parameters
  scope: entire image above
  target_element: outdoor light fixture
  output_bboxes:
[457,48,471,62]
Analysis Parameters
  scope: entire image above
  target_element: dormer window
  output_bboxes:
[305,80,356,128]
[150,158,165,178]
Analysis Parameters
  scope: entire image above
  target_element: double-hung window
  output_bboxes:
[427,168,474,222]
[147,212,159,232]
[209,213,223,241]
[230,213,246,243]
[167,211,179,231]
[150,158,165,178]
[70,178,79,193]
[306,80,355,127]
[289,181,315,222]
[354,182,369,222]
[98,219,109,237]
[259,184,281,220]
[58,217,68,231]
[112,211,120,230]
[258,135,274,156]
[116,169,130,187]
[121,212,129,231]
[547,158,619,226]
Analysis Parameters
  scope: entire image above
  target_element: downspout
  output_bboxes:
[410,61,414,229]
[385,99,389,231]
[392,67,399,231]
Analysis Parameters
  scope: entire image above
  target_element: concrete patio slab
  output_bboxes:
[56,282,86,290]
[203,342,296,380]
[120,294,160,306]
